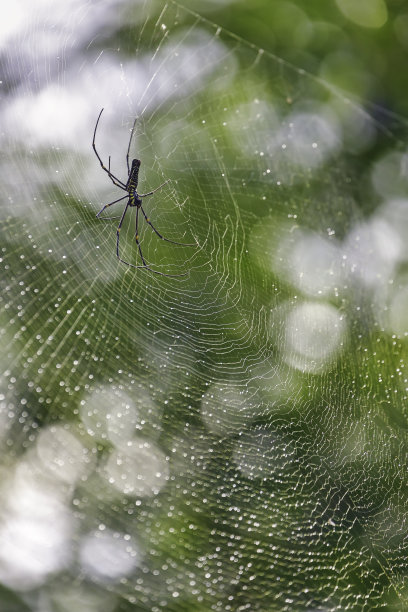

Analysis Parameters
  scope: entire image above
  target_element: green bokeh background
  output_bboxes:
[206,0,408,117]
[1,1,408,611]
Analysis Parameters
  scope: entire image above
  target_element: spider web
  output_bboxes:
[1,1,408,610]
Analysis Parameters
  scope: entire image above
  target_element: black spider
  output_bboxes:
[92,108,195,277]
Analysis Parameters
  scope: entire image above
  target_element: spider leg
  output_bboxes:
[116,202,130,262]
[134,206,148,267]
[93,108,128,190]
[96,195,128,218]
[140,205,196,246]
[138,179,171,197]
[126,115,138,175]
[115,205,187,277]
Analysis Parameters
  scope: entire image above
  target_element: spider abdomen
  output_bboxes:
[126,158,141,191]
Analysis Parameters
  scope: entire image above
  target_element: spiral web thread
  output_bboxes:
[1,1,408,609]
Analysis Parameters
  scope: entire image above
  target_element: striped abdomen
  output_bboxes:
[126,159,141,191]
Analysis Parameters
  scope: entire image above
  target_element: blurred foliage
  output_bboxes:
[205,0,408,116]
[1,0,408,611]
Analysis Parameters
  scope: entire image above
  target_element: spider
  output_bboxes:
[92,108,195,277]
